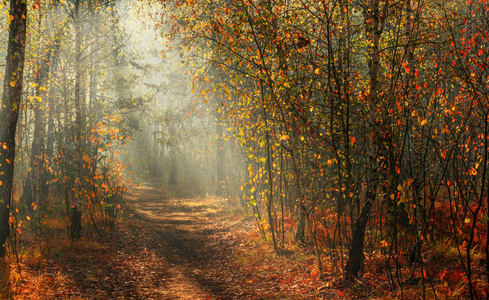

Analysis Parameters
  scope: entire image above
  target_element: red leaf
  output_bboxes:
[402,62,410,74]
[441,149,447,159]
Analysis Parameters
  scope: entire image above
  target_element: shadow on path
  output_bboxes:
[112,180,237,299]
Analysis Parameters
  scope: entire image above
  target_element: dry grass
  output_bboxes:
[0,210,111,299]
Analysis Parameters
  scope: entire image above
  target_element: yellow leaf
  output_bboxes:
[10,81,15,87]
[314,68,320,75]
[465,218,471,223]
[279,134,289,141]
[26,216,30,221]
[420,119,427,126]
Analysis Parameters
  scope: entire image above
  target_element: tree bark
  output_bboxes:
[169,142,178,186]
[265,123,277,252]
[295,205,306,245]
[42,52,59,203]
[71,0,83,240]
[215,120,225,196]
[0,0,28,257]
[22,44,55,227]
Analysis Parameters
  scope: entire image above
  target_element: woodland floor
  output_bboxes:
[6,180,389,299]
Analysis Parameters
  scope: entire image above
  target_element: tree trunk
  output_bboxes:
[345,0,384,279]
[265,125,277,252]
[345,195,373,278]
[42,57,58,202]
[23,102,45,225]
[215,120,225,196]
[295,206,306,245]
[169,143,178,186]
[405,0,423,265]
[71,0,83,240]
[0,0,27,258]
[22,44,55,228]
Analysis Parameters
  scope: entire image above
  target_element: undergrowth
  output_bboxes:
[2,181,488,299]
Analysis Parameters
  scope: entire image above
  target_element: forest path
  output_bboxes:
[104,179,238,299]
[12,179,349,299]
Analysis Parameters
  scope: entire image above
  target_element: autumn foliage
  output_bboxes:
[158,0,489,297]
[2,0,489,298]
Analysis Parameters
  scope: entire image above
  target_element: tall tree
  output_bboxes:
[345,0,389,279]
[69,0,83,240]
[0,0,28,257]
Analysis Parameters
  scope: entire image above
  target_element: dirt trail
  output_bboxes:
[104,180,238,299]
[12,179,347,299]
